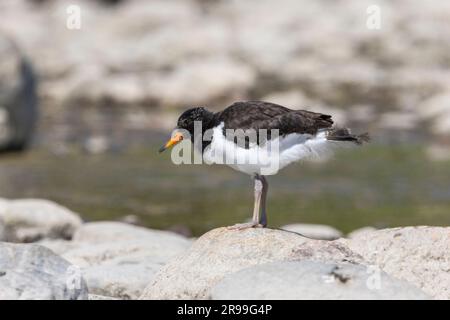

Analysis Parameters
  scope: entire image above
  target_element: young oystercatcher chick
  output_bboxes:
[159,101,369,230]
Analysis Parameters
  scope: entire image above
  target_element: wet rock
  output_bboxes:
[211,260,430,300]
[0,198,82,242]
[0,242,88,300]
[281,223,343,240]
[0,36,37,152]
[139,227,363,299]
[341,226,450,299]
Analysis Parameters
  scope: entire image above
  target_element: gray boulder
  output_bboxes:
[281,223,343,240]
[0,242,88,300]
[341,226,450,300]
[42,222,192,299]
[0,198,82,242]
[139,227,364,299]
[211,261,430,300]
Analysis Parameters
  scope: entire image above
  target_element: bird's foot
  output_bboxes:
[227,222,265,230]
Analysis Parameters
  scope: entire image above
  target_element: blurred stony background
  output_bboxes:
[0,2,449,299]
[0,0,449,157]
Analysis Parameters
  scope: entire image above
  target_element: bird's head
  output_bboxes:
[176,107,208,131]
[159,107,209,153]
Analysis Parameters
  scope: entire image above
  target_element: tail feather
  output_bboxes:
[327,128,370,145]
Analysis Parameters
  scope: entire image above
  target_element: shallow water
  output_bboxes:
[0,144,449,236]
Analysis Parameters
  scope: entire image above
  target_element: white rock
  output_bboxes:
[0,198,82,242]
[211,260,430,300]
[281,223,343,240]
[0,242,88,300]
[341,226,450,299]
[139,227,364,299]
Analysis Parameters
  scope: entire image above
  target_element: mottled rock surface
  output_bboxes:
[341,226,450,299]
[211,261,430,300]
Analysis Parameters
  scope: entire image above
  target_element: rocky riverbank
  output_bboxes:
[0,198,448,300]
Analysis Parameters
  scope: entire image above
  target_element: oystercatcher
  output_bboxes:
[159,101,369,229]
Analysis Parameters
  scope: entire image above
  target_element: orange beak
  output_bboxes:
[159,132,184,153]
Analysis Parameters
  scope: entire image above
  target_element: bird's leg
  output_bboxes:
[258,175,268,227]
[228,174,265,230]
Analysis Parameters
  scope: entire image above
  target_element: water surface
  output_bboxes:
[0,144,449,236]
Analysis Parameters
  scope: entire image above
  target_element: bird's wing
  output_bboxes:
[216,101,333,136]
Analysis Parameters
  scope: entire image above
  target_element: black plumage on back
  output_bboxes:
[176,101,368,149]
[214,101,333,136]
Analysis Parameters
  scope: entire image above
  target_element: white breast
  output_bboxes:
[198,123,337,176]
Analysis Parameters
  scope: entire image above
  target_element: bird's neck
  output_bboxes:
[201,109,217,131]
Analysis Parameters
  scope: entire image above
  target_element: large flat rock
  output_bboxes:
[140,227,364,299]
